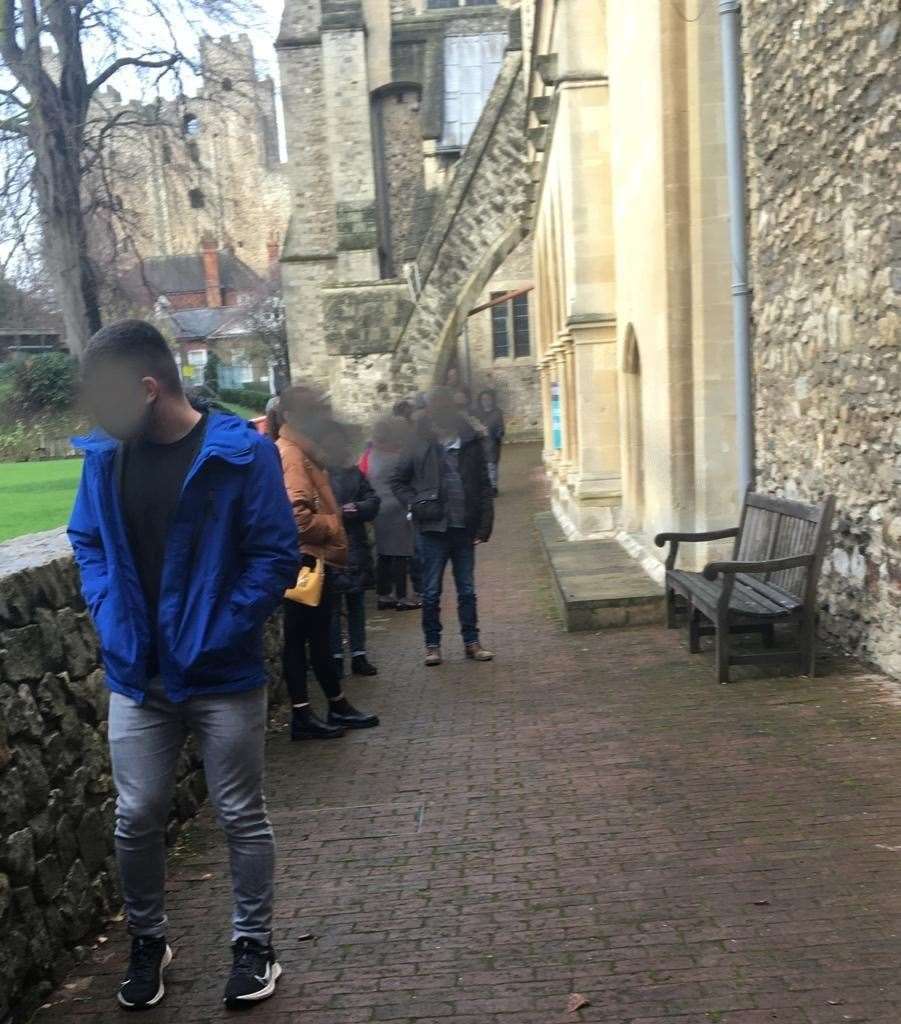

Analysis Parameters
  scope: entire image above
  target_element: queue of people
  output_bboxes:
[66,319,505,1012]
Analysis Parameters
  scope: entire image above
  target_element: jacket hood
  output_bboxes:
[73,410,256,465]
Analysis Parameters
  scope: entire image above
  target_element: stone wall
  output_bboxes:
[743,2,900,677]
[0,530,284,1021]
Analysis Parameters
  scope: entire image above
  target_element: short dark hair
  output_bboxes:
[82,320,181,392]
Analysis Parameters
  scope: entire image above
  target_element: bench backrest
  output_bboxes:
[735,491,835,602]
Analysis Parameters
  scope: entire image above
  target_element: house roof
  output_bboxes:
[167,305,256,342]
[121,251,261,300]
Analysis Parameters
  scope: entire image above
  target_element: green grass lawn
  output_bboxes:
[0,459,84,543]
[0,406,264,544]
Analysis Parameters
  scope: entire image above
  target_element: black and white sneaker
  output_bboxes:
[117,935,172,1009]
[224,937,282,1008]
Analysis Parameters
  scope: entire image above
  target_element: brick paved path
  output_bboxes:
[38,446,901,1024]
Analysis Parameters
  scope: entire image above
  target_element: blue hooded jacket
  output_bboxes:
[68,412,299,703]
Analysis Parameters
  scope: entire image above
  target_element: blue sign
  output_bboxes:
[550,381,562,450]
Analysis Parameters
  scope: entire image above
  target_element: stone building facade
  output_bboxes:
[276,0,538,432]
[743,2,900,676]
[525,0,740,558]
[95,35,290,279]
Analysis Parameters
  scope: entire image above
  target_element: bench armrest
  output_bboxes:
[655,527,739,570]
[654,527,739,546]
[702,553,814,581]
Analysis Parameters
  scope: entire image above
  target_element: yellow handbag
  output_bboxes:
[284,557,325,607]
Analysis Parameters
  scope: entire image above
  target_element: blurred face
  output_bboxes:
[319,427,350,466]
[82,360,160,441]
[479,393,494,412]
[430,396,458,432]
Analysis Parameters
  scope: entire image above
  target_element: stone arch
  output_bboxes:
[622,323,645,529]
[388,50,532,396]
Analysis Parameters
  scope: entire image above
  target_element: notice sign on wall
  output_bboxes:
[551,381,562,450]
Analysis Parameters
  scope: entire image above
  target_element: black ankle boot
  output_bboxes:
[351,654,378,677]
[291,707,345,740]
[327,700,380,730]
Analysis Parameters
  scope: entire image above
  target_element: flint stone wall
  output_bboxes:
[743,2,901,677]
[0,529,284,1021]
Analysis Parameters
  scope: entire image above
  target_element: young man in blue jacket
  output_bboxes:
[68,321,299,1011]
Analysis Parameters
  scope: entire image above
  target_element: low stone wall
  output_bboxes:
[0,529,284,1022]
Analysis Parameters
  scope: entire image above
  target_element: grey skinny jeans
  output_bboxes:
[108,678,274,945]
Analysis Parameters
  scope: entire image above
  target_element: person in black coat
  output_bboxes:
[322,425,381,678]
[475,388,505,494]
[389,387,495,667]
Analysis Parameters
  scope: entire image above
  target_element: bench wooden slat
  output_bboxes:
[735,573,803,612]
[746,492,822,523]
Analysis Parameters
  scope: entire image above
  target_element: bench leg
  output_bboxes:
[688,605,702,654]
[715,621,732,684]
[665,586,679,628]
[800,614,816,677]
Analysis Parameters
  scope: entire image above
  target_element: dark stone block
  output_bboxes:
[77,808,108,874]
[0,682,44,739]
[3,828,35,882]
[0,625,45,683]
[55,814,79,870]
[14,742,51,813]
[57,607,93,678]
[34,608,65,671]
[58,859,94,941]
[0,572,33,628]
[34,852,64,902]
[0,767,27,833]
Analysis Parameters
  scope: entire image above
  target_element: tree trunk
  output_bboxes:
[27,89,101,358]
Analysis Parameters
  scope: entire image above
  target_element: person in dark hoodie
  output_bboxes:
[68,321,298,1011]
[321,423,381,678]
[390,387,495,667]
[475,388,506,494]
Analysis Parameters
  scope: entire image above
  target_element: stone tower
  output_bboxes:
[95,35,290,279]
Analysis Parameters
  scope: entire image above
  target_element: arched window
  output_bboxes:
[222,77,234,91]
[188,188,205,209]
[183,113,200,137]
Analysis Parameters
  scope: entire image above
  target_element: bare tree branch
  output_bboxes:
[88,51,180,96]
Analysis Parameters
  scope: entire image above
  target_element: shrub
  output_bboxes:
[218,385,270,412]
[13,352,77,410]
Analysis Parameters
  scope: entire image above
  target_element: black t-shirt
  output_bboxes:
[121,413,208,673]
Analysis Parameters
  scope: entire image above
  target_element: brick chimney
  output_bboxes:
[201,236,222,308]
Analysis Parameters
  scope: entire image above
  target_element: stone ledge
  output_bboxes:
[536,512,664,632]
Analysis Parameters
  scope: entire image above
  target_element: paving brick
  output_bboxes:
[32,446,901,1024]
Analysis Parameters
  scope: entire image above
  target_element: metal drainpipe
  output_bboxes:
[719,0,755,497]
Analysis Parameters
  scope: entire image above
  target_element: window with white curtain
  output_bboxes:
[440,33,506,151]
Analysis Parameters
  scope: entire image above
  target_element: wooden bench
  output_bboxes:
[654,491,835,683]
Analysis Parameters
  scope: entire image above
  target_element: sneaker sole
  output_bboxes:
[225,961,283,1008]
[118,945,173,1010]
